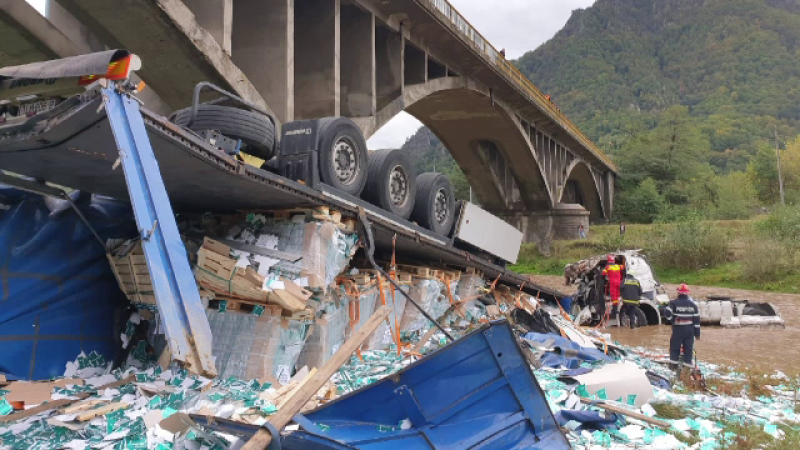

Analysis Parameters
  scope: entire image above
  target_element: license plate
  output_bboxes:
[17,98,58,116]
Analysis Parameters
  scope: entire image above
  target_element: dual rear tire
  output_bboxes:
[362,151,456,235]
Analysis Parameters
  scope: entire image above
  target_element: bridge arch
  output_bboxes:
[358,78,552,212]
[559,160,606,221]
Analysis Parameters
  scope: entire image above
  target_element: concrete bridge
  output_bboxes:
[0,0,617,243]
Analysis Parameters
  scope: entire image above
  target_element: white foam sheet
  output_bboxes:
[566,362,654,407]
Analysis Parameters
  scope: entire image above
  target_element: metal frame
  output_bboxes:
[102,82,216,376]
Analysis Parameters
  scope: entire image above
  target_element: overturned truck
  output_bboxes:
[568,250,785,328]
[0,51,559,381]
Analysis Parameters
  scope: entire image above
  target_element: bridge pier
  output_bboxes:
[502,204,590,252]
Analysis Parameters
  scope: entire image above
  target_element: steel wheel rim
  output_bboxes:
[388,165,409,207]
[433,187,449,225]
[333,137,358,185]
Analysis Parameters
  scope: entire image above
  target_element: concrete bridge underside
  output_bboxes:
[0,0,617,243]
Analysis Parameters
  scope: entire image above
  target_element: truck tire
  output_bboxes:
[363,149,416,219]
[317,117,368,196]
[412,172,455,236]
[170,105,276,160]
[635,307,648,326]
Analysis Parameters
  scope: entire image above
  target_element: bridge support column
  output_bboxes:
[502,204,590,253]
[375,24,403,110]
[184,0,232,54]
[340,5,375,117]
[294,0,340,118]
[232,0,294,123]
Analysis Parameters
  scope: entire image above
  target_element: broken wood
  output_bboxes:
[579,398,670,428]
[242,305,392,450]
[411,303,460,355]
[276,368,317,410]
[0,375,136,423]
[269,289,306,312]
[76,402,129,421]
[61,399,105,414]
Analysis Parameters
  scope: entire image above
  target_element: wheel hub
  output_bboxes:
[434,188,449,224]
[333,137,358,184]
[388,165,409,207]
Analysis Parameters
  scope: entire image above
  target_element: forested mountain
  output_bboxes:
[400,0,800,221]
[515,0,800,173]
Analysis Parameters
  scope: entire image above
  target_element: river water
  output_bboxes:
[530,275,800,374]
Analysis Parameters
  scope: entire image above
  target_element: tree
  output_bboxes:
[713,171,758,219]
[614,178,665,223]
[781,136,800,204]
[748,143,780,204]
[615,106,712,196]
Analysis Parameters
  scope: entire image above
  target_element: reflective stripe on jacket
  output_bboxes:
[621,277,642,304]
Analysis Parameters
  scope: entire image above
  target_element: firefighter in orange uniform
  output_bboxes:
[602,255,623,321]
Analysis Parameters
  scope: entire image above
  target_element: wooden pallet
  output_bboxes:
[108,242,155,305]
[397,264,435,279]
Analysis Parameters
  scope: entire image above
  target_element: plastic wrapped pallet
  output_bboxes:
[344,284,379,340]
[399,279,450,334]
[301,221,357,290]
[206,309,309,384]
[456,274,488,322]
[365,285,410,350]
[297,291,350,369]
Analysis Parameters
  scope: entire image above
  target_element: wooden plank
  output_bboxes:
[269,290,306,312]
[61,398,105,414]
[0,375,136,423]
[579,398,670,428]
[242,305,392,450]
[76,402,129,421]
[411,303,458,354]
[276,368,317,410]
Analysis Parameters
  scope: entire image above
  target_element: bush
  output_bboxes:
[755,206,800,246]
[615,178,664,223]
[742,237,797,282]
[744,207,800,282]
[648,216,729,270]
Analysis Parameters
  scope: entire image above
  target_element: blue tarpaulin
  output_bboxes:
[524,332,613,369]
[0,187,134,380]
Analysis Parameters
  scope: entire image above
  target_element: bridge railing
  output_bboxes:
[423,0,616,170]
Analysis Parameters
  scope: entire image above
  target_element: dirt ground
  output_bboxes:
[528,274,800,373]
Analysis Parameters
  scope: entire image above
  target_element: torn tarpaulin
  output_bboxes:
[523,332,612,369]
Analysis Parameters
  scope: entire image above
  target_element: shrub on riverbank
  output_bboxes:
[647,217,730,270]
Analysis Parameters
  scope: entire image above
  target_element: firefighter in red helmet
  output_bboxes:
[602,254,623,324]
[663,284,701,370]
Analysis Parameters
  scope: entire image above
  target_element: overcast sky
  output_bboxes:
[367,0,596,150]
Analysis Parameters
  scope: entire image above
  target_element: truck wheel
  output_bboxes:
[363,149,416,219]
[412,172,455,236]
[635,307,648,326]
[170,105,276,160]
[317,117,368,196]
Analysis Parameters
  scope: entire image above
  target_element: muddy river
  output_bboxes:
[529,275,800,374]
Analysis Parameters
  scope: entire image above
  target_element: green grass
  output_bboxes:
[510,220,800,294]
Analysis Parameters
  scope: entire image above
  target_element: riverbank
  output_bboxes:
[511,221,800,294]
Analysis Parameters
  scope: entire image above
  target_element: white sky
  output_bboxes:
[367,0,596,150]
[23,0,596,150]
[26,0,46,15]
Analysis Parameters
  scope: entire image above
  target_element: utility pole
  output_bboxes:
[775,127,786,206]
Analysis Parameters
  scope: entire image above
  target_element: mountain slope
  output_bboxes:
[515,0,800,172]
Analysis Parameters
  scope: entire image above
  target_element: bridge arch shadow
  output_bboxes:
[559,160,606,221]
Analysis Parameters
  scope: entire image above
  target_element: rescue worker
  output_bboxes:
[663,284,700,369]
[620,273,642,329]
[602,255,623,325]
